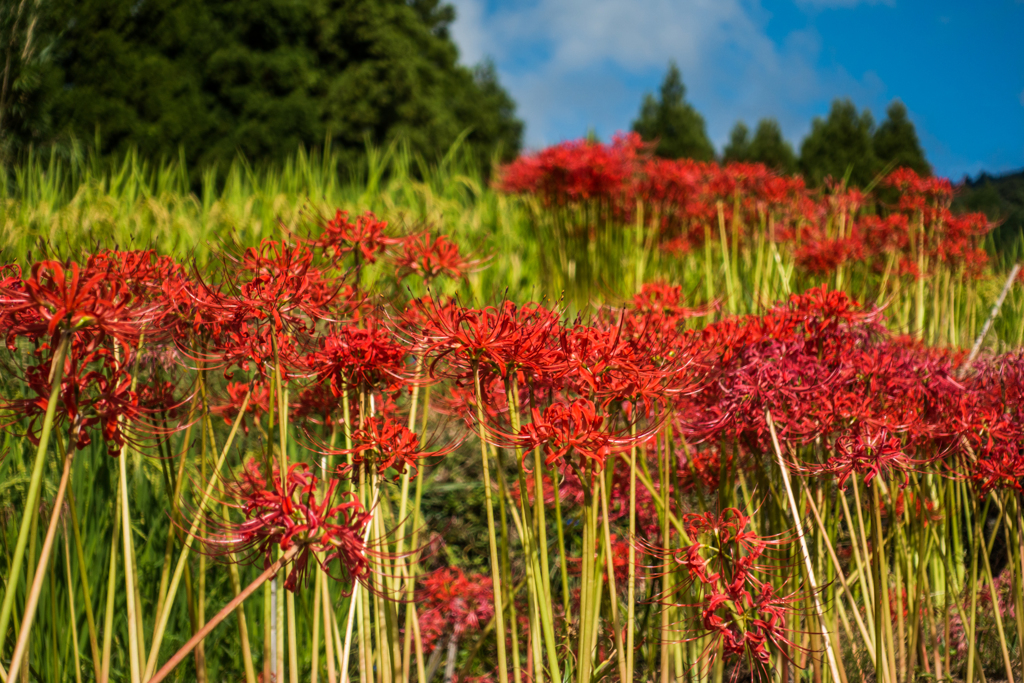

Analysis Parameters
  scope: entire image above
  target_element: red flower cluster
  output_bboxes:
[499,136,993,278]
[417,567,495,653]
[218,460,370,592]
[645,508,800,672]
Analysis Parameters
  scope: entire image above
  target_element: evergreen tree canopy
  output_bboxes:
[724,118,797,174]
[722,121,751,163]
[632,62,714,161]
[799,99,881,188]
[874,100,931,176]
[0,0,523,170]
[748,118,797,174]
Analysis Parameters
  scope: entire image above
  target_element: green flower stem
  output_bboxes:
[147,545,301,683]
[766,411,842,683]
[507,378,560,683]
[598,469,627,683]
[142,391,252,679]
[979,515,1015,683]
[62,525,83,683]
[339,487,380,683]
[67,476,102,680]
[965,496,987,683]
[100,486,121,683]
[321,572,338,683]
[805,493,875,662]
[553,462,571,617]
[0,333,69,654]
[119,443,144,683]
[471,363,509,683]
[6,434,76,682]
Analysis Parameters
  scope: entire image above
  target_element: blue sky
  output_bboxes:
[448,0,1024,180]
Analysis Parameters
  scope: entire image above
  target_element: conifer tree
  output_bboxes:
[874,100,931,176]
[632,61,714,161]
[799,98,881,187]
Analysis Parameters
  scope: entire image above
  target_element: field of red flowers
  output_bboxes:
[0,136,1022,683]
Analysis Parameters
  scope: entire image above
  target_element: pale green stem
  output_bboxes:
[0,334,70,652]
[143,391,252,679]
[63,526,83,683]
[6,439,76,682]
[471,363,509,683]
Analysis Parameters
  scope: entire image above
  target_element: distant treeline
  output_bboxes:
[0,0,524,175]
[956,169,1024,259]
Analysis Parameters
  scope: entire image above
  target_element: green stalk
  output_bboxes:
[310,571,322,683]
[100,487,121,683]
[471,363,509,683]
[553,462,571,617]
[979,519,1015,683]
[965,497,988,683]
[322,572,338,683]
[508,380,560,683]
[119,439,144,683]
[147,545,300,683]
[226,509,258,683]
[626,441,638,683]
[142,391,252,679]
[63,527,83,683]
[1012,496,1024,676]
[871,485,897,683]
[67,481,101,680]
[578,465,597,683]
[0,334,70,651]
[598,469,627,683]
[5,437,76,682]
[495,445,522,683]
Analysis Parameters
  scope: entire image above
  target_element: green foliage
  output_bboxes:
[632,61,714,161]
[0,0,522,172]
[722,121,750,163]
[957,169,1024,259]
[748,118,797,174]
[0,0,62,162]
[873,100,931,177]
[799,99,881,188]
[724,118,797,173]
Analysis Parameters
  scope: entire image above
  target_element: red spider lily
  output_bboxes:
[0,260,150,349]
[316,210,404,265]
[290,382,343,428]
[410,298,562,381]
[332,415,458,479]
[640,508,803,677]
[503,398,646,471]
[212,460,371,592]
[210,381,272,432]
[811,426,916,489]
[7,337,140,456]
[309,319,409,394]
[217,324,303,381]
[496,132,645,205]
[394,234,477,282]
[236,240,338,329]
[416,567,494,653]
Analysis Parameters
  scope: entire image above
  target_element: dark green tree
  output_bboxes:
[12,0,522,170]
[722,121,751,163]
[748,118,797,174]
[632,61,714,161]
[873,100,931,176]
[0,0,63,162]
[799,99,881,188]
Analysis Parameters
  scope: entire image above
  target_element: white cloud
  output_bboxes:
[448,0,891,151]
